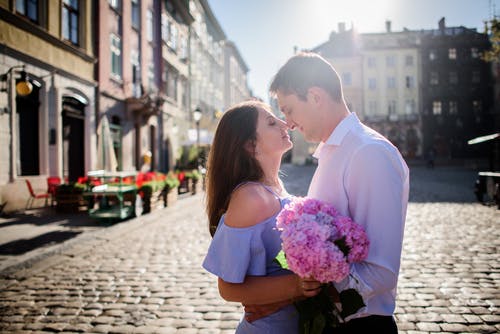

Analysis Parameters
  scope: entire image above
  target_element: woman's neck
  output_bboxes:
[258,154,281,188]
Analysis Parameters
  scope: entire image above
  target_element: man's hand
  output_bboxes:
[243,300,290,322]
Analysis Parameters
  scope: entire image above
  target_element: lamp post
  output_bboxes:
[193,107,202,169]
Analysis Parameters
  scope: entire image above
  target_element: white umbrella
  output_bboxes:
[96,116,118,171]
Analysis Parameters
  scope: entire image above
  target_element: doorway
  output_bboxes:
[62,96,86,182]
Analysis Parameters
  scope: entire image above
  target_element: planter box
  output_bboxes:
[56,193,86,213]
[142,189,165,214]
[190,179,203,195]
[166,187,178,206]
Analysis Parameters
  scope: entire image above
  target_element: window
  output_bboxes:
[430,72,439,85]
[62,0,79,46]
[148,62,155,92]
[472,100,482,114]
[387,77,396,89]
[471,48,479,59]
[368,78,376,90]
[147,9,153,42]
[180,35,188,60]
[429,49,437,61]
[386,55,396,67]
[161,14,169,43]
[131,0,140,29]
[405,76,414,88]
[405,100,416,114]
[16,0,40,23]
[131,50,140,97]
[108,0,121,11]
[342,73,352,86]
[472,70,480,83]
[449,101,458,115]
[181,79,188,108]
[169,24,177,51]
[164,65,178,100]
[367,57,376,68]
[448,48,457,60]
[432,101,442,115]
[368,101,377,114]
[388,100,397,115]
[405,55,414,66]
[449,71,458,84]
[110,34,122,78]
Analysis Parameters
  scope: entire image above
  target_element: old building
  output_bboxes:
[420,18,493,163]
[223,40,251,110]
[0,1,96,211]
[188,0,225,143]
[360,22,422,159]
[289,18,493,165]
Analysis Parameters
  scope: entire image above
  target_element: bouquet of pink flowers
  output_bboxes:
[275,197,370,333]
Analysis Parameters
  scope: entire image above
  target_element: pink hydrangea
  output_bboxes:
[276,197,369,283]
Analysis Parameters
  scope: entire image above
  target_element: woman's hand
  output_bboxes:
[242,275,323,322]
[298,277,322,297]
[244,300,290,322]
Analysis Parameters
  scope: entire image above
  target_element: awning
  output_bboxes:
[467,133,500,145]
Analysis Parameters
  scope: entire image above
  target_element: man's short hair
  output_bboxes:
[269,52,343,102]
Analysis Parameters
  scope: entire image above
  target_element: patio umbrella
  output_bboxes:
[96,116,118,171]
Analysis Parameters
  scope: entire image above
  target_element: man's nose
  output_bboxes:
[285,118,296,130]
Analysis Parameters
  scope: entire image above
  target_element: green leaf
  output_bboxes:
[274,250,289,269]
[339,288,365,319]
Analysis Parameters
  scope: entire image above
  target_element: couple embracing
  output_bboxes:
[203,52,409,334]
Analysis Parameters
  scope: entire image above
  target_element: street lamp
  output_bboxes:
[0,65,33,97]
[193,107,202,169]
[0,65,33,115]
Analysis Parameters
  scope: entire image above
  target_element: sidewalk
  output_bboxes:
[0,193,193,276]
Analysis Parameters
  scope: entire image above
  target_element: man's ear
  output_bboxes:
[307,87,323,105]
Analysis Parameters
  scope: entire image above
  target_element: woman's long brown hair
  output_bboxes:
[206,101,266,236]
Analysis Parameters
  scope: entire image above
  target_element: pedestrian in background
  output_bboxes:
[202,100,321,333]
[249,52,409,333]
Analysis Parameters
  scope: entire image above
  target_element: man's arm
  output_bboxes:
[336,143,409,304]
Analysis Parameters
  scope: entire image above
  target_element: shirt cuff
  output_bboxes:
[333,267,374,320]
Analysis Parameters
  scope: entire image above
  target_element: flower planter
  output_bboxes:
[165,186,178,206]
[55,185,86,213]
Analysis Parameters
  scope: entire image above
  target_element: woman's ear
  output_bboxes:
[244,139,256,155]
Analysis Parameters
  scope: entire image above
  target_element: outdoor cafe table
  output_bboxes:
[84,170,138,221]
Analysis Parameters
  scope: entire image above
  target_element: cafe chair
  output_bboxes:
[25,179,50,210]
[47,176,62,206]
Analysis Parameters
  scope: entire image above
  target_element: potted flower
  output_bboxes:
[164,172,180,206]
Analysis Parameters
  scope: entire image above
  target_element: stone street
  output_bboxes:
[0,164,499,333]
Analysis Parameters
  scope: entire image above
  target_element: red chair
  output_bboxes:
[47,176,62,206]
[25,179,50,210]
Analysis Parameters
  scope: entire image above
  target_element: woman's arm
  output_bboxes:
[218,274,320,304]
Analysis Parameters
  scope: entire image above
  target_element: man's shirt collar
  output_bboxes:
[312,113,359,158]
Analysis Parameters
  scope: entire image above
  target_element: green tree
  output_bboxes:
[482,18,500,62]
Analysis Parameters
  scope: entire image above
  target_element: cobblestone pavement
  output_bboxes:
[0,165,499,333]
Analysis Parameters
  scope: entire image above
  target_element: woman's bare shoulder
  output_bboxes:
[225,183,279,228]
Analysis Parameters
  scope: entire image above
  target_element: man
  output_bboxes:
[269,52,409,333]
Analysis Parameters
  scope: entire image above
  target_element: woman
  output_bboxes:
[202,101,319,333]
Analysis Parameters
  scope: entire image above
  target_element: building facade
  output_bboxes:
[289,18,493,165]
[0,0,96,211]
[0,0,252,212]
[223,40,251,110]
[360,24,422,159]
[420,18,493,163]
